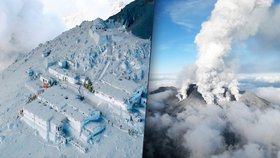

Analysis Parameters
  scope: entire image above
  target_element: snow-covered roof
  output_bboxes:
[39,74,55,83]
[49,66,79,79]
[39,86,96,117]
[24,101,67,124]
[94,81,129,102]
[101,74,139,95]
[62,105,86,123]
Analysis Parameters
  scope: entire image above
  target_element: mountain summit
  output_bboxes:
[0,0,153,157]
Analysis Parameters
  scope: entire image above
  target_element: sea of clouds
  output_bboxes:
[144,79,280,158]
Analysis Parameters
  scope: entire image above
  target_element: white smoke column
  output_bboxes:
[176,65,197,100]
[194,0,273,104]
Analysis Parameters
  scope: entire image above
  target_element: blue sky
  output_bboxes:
[150,0,280,75]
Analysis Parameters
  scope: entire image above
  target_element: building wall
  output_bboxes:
[49,68,78,84]
[22,108,63,143]
[94,91,125,110]
[22,110,49,141]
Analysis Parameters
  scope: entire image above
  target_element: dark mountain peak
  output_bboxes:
[149,83,271,110]
[107,0,154,39]
[180,84,207,105]
[178,84,270,108]
[186,84,198,97]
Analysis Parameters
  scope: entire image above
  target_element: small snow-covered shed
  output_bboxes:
[127,87,145,107]
[88,18,109,44]
[26,68,34,77]
[80,76,89,84]
[58,60,68,69]
[39,75,56,88]
[45,60,57,68]
[66,60,75,67]
[42,50,51,58]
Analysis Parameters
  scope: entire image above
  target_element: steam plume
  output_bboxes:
[180,0,273,104]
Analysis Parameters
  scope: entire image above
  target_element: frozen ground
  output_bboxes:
[0,18,150,158]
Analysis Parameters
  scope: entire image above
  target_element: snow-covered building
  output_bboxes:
[22,85,105,148]
[45,60,57,68]
[49,66,79,84]
[42,50,51,58]
[37,86,102,136]
[80,76,89,85]
[93,73,146,110]
[91,18,107,31]
[101,74,139,95]
[26,68,34,77]
[20,101,67,143]
[126,87,145,109]
[57,60,76,69]
[58,60,68,69]
[66,60,75,68]
[39,75,56,88]
[88,18,109,45]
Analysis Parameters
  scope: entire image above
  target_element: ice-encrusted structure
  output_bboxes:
[1,17,150,156]
[0,19,150,157]
[20,86,105,153]
[32,18,150,108]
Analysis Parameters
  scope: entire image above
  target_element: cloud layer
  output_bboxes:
[144,86,280,158]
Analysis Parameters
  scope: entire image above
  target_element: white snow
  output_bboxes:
[0,18,149,158]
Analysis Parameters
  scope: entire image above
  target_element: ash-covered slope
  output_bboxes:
[151,84,271,110]
[0,13,151,158]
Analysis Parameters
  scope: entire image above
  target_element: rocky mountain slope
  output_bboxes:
[108,0,154,39]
